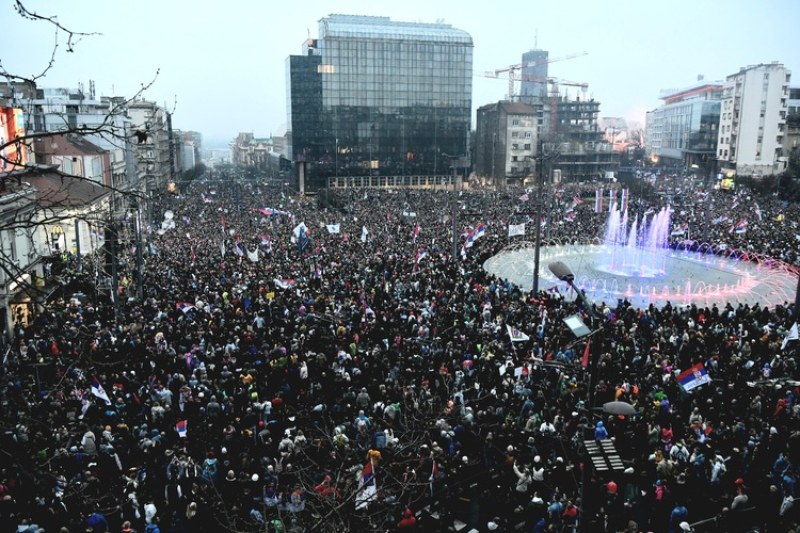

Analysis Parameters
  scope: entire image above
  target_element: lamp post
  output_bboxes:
[549,260,602,532]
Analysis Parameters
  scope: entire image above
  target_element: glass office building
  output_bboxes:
[287,15,473,192]
[645,84,722,166]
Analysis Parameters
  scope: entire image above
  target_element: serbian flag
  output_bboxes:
[730,218,748,234]
[274,278,296,290]
[677,363,711,391]
[564,210,576,222]
[572,194,584,206]
[176,302,196,314]
[355,459,377,510]
[412,223,420,243]
[519,192,530,202]
[90,376,112,404]
[176,420,188,438]
[415,248,428,265]
[220,215,226,234]
[234,239,245,257]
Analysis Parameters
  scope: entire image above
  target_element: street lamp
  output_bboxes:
[549,260,602,532]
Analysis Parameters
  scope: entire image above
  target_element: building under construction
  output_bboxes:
[477,48,620,184]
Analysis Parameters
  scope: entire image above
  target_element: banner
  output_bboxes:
[508,223,526,237]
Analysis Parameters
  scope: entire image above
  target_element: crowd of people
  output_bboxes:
[1,171,800,533]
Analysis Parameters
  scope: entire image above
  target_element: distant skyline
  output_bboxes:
[2,0,799,148]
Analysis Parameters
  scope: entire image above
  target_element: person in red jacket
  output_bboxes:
[398,507,417,529]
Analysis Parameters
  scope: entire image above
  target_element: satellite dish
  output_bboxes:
[164,210,174,220]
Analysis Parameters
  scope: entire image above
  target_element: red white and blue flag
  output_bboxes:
[730,218,748,234]
[90,375,111,404]
[176,302,196,314]
[677,363,711,391]
[671,224,688,236]
[176,420,188,438]
[256,207,289,217]
[274,278,296,290]
[564,211,576,222]
[355,459,378,509]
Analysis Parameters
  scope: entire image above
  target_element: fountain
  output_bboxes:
[484,206,798,308]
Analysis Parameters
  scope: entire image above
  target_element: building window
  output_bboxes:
[524,143,531,150]
[525,131,532,138]
[512,119,520,126]
[511,131,519,138]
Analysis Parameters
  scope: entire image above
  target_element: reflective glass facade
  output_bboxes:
[287,15,473,191]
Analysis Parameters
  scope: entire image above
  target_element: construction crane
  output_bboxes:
[549,78,589,100]
[481,52,588,99]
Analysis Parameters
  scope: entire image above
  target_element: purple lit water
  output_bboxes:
[597,207,672,278]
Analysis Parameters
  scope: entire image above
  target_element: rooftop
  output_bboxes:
[319,14,472,45]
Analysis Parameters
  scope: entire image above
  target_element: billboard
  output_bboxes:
[0,106,28,171]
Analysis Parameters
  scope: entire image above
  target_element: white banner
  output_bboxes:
[508,223,526,237]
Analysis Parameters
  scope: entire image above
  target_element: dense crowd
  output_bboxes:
[1,172,799,533]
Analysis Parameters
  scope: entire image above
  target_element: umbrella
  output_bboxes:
[601,401,637,416]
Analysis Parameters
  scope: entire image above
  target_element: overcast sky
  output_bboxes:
[2,0,799,148]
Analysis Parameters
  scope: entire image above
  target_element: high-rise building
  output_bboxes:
[520,49,549,103]
[717,62,791,177]
[287,15,473,192]
[644,81,723,168]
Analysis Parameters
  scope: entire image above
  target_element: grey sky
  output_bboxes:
[2,0,799,148]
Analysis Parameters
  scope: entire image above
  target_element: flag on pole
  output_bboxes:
[461,222,486,256]
[274,278,296,290]
[581,340,591,369]
[782,323,799,350]
[220,215,226,234]
[677,363,711,391]
[506,324,530,342]
[412,222,420,243]
[508,223,526,237]
[256,207,289,217]
[176,302,196,314]
[730,218,748,234]
[572,194,584,206]
[754,203,762,221]
[671,224,688,237]
[564,211,576,222]
[298,227,310,253]
[355,458,378,510]
[176,420,188,438]
[90,376,112,404]
[234,238,245,257]
[415,248,428,265]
